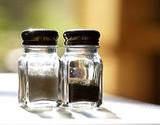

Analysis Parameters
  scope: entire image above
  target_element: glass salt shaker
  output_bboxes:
[18,29,60,111]
[60,29,103,108]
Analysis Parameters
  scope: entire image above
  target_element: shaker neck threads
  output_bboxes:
[64,46,99,55]
[24,46,57,53]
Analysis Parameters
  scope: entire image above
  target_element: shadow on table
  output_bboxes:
[70,107,119,119]
[30,106,119,119]
[29,107,74,119]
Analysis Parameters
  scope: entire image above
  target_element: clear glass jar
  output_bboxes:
[60,29,103,108]
[18,29,60,111]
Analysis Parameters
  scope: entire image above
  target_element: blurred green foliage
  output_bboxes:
[0,0,80,72]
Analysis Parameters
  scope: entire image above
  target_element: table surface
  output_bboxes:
[0,73,160,125]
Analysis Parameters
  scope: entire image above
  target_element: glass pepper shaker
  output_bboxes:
[18,29,60,111]
[60,29,103,108]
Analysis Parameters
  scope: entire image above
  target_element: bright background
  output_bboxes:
[0,0,160,104]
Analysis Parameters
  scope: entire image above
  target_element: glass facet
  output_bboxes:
[18,46,60,111]
[60,46,103,108]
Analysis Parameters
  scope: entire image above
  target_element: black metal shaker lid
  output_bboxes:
[21,29,58,45]
[63,29,100,45]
